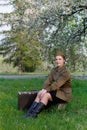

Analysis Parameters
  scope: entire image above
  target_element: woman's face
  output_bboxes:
[55,55,65,68]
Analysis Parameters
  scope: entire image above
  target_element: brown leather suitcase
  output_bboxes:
[18,91,38,110]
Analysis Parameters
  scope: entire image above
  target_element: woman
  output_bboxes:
[24,51,72,118]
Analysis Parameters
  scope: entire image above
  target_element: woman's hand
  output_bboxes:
[38,89,47,99]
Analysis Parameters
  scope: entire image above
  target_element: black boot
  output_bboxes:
[23,101,38,118]
[29,102,45,118]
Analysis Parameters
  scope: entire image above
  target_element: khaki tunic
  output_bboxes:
[43,66,72,102]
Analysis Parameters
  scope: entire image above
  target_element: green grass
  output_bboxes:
[0,78,87,130]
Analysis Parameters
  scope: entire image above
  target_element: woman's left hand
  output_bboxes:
[40,89,47,98]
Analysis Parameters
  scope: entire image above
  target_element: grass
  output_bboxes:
[0,78,87,130]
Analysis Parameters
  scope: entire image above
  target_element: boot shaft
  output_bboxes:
[27,101,38,113]
[24,102,45,118]
[34,102,45,114]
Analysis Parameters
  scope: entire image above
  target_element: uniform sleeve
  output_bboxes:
[44,70,71,92]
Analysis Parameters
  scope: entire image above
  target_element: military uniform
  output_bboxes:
[43,65,72,102]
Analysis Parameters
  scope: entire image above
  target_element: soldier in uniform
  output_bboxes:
[24,51,72,118]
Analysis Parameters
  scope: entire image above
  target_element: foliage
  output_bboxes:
[0,78,87,130]
[32,0,87,71]
[0,0,42,72]
[0,0,87,72]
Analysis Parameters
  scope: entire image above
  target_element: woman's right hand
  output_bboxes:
[38,89,47,99]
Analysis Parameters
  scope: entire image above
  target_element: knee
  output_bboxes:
[36,93,40,98]
[37,91,42,99]
[43,93,51,100]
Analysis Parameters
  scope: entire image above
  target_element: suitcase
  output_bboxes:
[18,91,38,110]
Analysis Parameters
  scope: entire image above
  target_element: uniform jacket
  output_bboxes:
[43,65,72,102]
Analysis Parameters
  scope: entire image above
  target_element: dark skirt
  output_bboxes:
[49,91,66,104]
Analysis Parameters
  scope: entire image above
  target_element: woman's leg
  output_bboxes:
[23,92,41,118]
[34,93,41,103]
[28,92,52,118]
[35,91,52,105]
[40,92,52,105]
[24,92,53,118]
[24,92,52,118]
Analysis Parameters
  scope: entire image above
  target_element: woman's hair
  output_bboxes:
[55,51,66,60]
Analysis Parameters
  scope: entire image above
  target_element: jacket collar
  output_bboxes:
[55,65,66,72]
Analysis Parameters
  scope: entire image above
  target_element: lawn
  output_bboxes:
[0,78,87,130]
